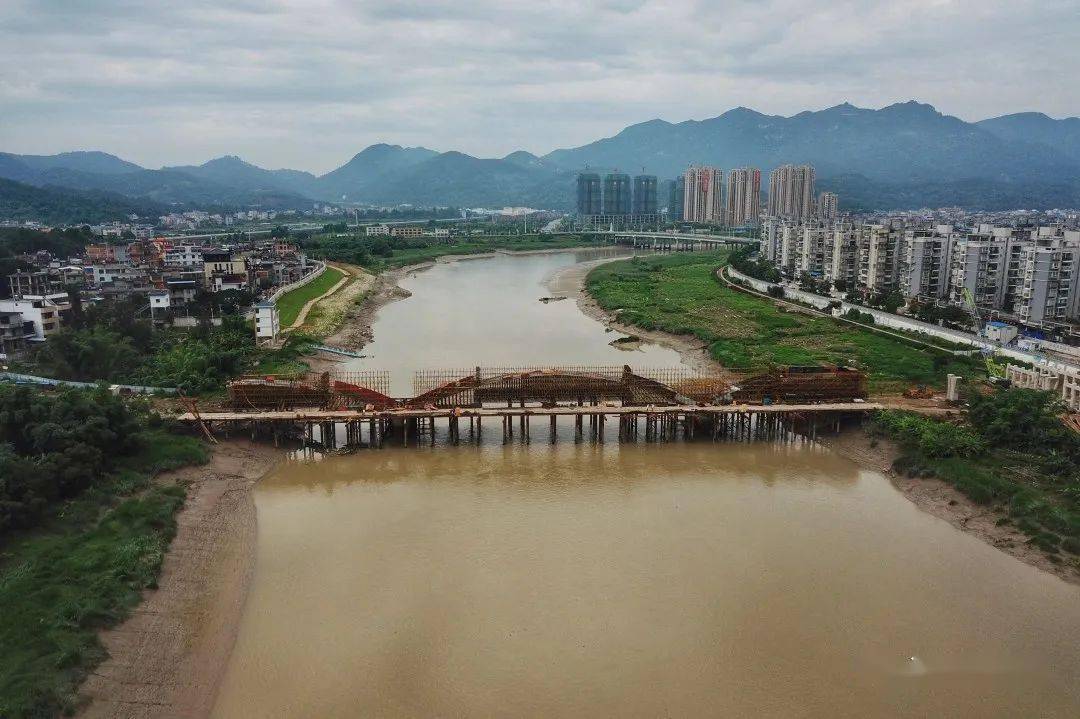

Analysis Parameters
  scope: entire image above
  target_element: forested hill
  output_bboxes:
[0,178,165,225]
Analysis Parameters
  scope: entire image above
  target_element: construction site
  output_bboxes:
[180,364,875,449]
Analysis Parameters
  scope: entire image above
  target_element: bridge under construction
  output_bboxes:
[178,365,876,449]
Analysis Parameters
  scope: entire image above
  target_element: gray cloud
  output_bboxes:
[0,0,1075,173]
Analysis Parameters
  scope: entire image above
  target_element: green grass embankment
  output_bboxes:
[585,251,979,392]
[0,427,208,718]
[275,266,346,328]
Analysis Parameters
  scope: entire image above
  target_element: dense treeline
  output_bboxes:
[0,177,165,226]
[872,388,1080,557]
[729,246,780,283]
[30,294,309,391]
[34,300,265,391]
[0,385,165,535]
[0,385,206,718]
[1,226,99,296]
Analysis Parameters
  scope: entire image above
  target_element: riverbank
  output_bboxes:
[546,253,732,377]
[818,428,1079,586]
[565,250,1080,586]
[77,439,281,719]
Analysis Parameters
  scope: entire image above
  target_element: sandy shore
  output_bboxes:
[556,253,1080,586]
[77,440,281,719]
[546,256,736,377]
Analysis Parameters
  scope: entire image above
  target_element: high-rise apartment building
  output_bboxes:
[827,224,860,289]
[858,224,901,293]
[603,173,631,215]
[1017,231,1080,324]
[767,165,816,221]
[799,225,829,277]
[683,166,724,224]
[576,173,602,216]
[668,176,685,222]
[901,227,954,300]
[725,168,761,227]
[632,175,658,215]
[818,192,839,220]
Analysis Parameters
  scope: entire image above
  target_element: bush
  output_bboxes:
[872,410,984,459]
[0,385,151,536]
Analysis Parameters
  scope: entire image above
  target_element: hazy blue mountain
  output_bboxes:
[542,102,1077,185]
[317,144,439,200]
[356,151,571,208]
[5,102,1080,216]
[12,150,144,175]
[976,112,1080,164]
[0,152,315,209]
[0,177,166,224]
[165,155,319,197]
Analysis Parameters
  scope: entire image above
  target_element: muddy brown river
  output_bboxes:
[212,250,1080,717]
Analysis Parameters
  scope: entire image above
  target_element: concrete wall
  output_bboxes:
[268,260,327,303]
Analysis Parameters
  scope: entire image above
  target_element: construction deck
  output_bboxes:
[178,402,880,423]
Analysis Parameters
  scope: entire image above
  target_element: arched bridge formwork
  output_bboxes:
[225,365,867,411]
[227,371,396,410]
[408,366,731,409]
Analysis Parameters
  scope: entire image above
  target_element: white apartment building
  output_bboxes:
[164,245,203,268]
[365,224,390,236]
[949,235,1011,308]
[799,225,829,277]
[818,192,839,220]
[0,297,63,341]
[1017,234,1080,324]
[255,301,281,340]
[858,225,901,293]
[779,223,802,275]
[826,224,860,288]
[901,228,954,300]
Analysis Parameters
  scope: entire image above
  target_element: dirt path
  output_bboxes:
[77,440,281,719]
[285,266,350,331]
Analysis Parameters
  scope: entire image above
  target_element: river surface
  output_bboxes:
[213,250,1080,718]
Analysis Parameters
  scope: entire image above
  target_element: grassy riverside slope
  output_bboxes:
[275,265,346,328]
[0,421,207,718]
[585,251,979,391]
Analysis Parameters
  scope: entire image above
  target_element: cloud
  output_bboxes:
[0,0,1075,172]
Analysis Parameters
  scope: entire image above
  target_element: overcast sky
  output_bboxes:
[1,0,1076,173]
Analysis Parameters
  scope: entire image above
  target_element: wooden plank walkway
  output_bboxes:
[177,402,882,423]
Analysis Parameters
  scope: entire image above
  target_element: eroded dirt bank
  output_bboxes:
[77,440,281,719]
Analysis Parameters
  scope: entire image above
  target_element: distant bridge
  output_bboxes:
[547,229,759,250]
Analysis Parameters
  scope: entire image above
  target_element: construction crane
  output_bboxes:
[961,288,1009,383]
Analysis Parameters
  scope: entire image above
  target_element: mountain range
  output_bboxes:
[2,101,1080,223]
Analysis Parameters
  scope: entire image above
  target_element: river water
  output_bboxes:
[213,250,1080,718]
